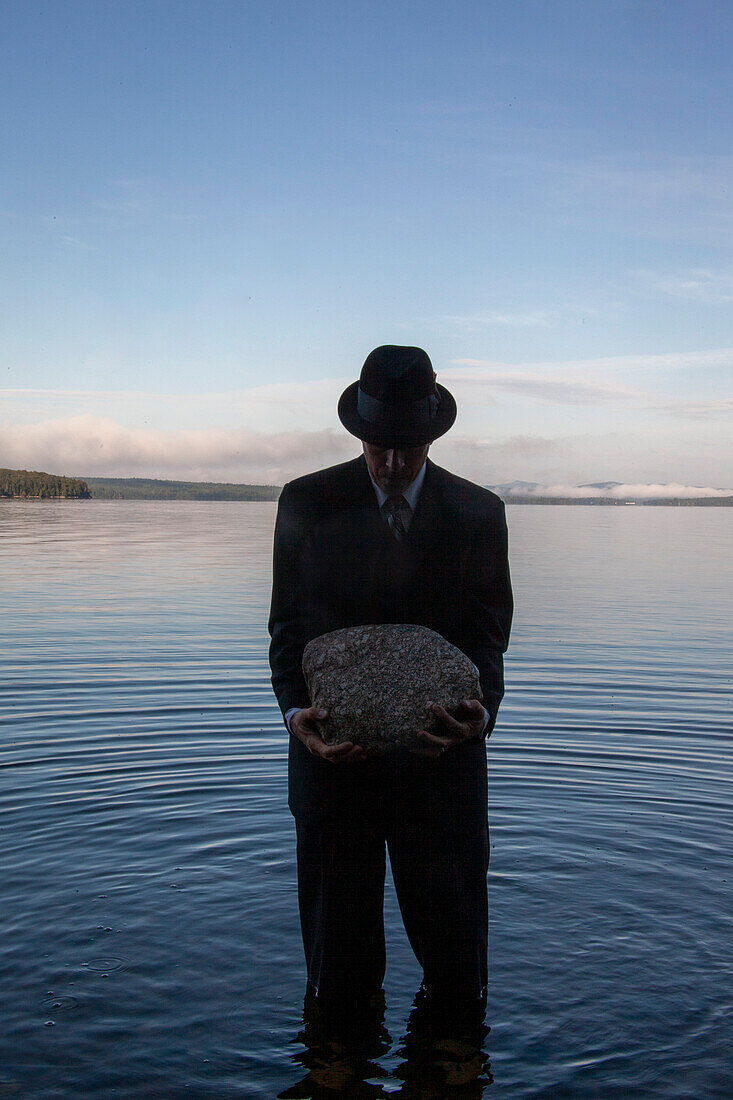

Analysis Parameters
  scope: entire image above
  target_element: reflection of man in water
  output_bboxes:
[269,345,513,1045]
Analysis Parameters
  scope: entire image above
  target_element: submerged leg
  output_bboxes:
[295,816,387,1022]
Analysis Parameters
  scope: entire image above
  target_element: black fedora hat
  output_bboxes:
[338,345,457,447]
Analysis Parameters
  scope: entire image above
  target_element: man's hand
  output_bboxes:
[289,705,365,763]
[412,699,488,759]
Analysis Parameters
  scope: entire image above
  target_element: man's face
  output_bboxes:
[362,441,430,495]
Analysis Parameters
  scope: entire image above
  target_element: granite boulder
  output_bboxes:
[302,623,482,753]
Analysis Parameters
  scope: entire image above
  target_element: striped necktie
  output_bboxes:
[383,495,410,540]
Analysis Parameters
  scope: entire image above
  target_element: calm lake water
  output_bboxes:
[1,501,731,1098]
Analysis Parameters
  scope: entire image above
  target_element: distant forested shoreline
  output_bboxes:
[85,477,281,500]
[0,468,91,498]
[1,468,731,504]
[1,470,279,500]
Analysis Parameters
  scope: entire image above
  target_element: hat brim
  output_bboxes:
[337,381,457,447]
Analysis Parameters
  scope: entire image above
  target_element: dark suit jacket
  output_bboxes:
[268,454,513,829]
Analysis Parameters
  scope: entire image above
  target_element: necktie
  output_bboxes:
[384,495,410,540]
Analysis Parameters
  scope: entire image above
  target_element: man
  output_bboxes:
[269,345,513,1033]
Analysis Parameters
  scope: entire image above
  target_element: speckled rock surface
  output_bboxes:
[302,624,482,753]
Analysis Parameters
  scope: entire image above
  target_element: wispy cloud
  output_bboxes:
[649,396,733,419]
[534,152,733,244]
[639,267,733,304]
[445,350,733,417]
[439,310,558,331]
[451,348,733,373]
[59,235,98,251]
[0,380,349,436]
[444,368,644,406]
[93,199,147,213]
[558,154,733,208]
[444,434,565,459]
[4,347,730,430]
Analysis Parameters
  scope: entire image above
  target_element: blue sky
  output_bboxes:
[1,0,731,491]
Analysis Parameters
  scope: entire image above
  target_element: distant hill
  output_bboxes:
[0,468,91,499]
[85,477,281,500]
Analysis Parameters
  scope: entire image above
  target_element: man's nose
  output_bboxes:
[384,450,406,473]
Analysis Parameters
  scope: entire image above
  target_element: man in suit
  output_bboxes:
[269,345,513,1035]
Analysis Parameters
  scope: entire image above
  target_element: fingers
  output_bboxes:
[302,705,328,722]
[412,699,486,758]
[291,705,328,733]
[292,699,484,763]
[309,737,364,763]
[291,707,365,763]
[458,698,484,717]
[431,700,485,737]
[430,703,466,733]
[411,728,453,759]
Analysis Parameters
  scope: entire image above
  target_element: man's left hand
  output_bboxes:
[412,699,488,759]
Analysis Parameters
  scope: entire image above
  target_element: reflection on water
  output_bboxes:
[0,501,731,1097]
[281,991,491,1098]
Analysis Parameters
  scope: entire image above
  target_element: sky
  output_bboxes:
[1,0,731,494]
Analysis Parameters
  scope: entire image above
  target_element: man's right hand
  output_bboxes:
[289,706,365,763]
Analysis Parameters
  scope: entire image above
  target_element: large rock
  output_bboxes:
[302,624,482,753]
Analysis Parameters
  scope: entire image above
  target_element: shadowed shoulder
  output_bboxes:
[426,461,506,522]
[278,455,371,515]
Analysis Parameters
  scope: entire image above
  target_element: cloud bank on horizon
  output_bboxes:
[0,412,728,498]
[1,394,730,498]
[492,482,732,500]
[0,415,355,486]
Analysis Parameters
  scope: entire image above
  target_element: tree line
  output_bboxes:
[85,477,281,500]
[0,468,91,498]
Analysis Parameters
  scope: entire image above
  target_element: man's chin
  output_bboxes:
[381,478,411,494]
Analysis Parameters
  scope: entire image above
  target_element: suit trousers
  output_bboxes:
[291,741,490,1018]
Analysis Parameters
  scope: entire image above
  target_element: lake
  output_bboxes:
[1,501,731,1097]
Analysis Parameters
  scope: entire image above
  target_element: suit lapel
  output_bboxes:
[341,454,380,508]
[406,459,445,545]
[343,454,389,546]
